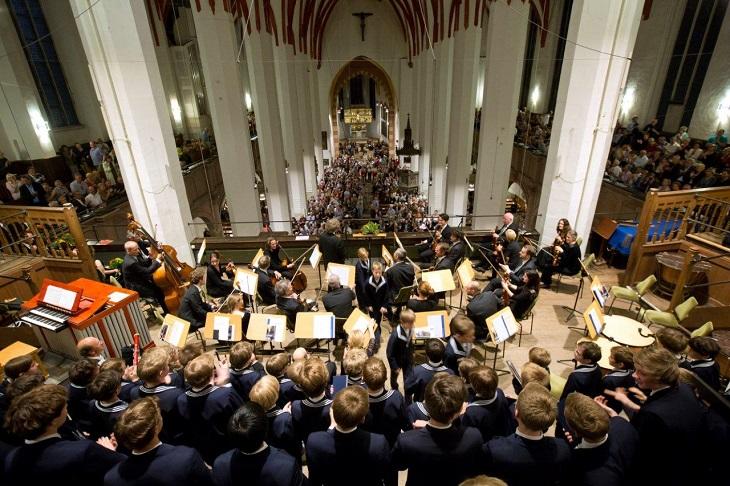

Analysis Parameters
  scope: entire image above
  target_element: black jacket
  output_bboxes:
[121,254,161,298]
[385,261,415,301]
[178,285,212,329]
[318,231,345,268]
[354,259,371,308]
[255,267,276,305]
[19,181,47,206]
[322,286,355,320]
[206,264,234,298]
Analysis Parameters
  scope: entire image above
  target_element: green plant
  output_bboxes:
[50,232,75,250]
[108,257,124,270]
[361,221,381,235]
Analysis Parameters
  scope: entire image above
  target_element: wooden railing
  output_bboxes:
[624,186,730,287]
[0,205,98,282]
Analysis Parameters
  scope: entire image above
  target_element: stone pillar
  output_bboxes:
[445,28,481,225]
[428,39,453,213]
[0,7,55,160]
[245,32,291,231]
[473,1,529,230]
[416,51,435,198]
[273,47,307,217]
[296,62,317,197]
[72,0,194,262]
[191,3,262,235]
[536,0,643,249]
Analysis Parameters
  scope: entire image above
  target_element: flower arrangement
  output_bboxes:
[108,257,124,270]
[361,221,381,235]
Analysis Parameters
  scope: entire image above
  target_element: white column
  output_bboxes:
[0,7,55,160]
[72,0,194,263]
[296,62,317,196]
[536,0,643,249]
[473,1,529,229]
[428,39,453,213]
[245,32,291,231]
[191,4,261,235]
[308,66,324,182]
[273,47,307,217]
[417,51,435,199]
[445,28,481,225]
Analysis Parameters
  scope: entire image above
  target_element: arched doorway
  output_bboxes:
[329,56,397,158]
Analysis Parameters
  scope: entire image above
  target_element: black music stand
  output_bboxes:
[561,261,592,324]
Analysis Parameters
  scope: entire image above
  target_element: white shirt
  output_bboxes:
[576,434,608,449]
[516,428,543,441]
[85,192,103,208]
[25,433,61,445]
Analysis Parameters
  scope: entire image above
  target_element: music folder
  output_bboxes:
[582,300,605,340]
[343,308,376,339]
[413,310,450,339]
[590,276,609,308]
[38,279,83,313]
[456,258,476,288]
[160,314,190,348]
[421,269,456,293]
[381,245,394,267]
[295,312,336,339]
[326,262,356,289]
[247,313,286,342]
[486,307,518,345]
[204,312,243,342]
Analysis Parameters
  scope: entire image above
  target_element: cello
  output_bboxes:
[127,213,194,315]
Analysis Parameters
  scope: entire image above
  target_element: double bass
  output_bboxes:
[127,213,193,315]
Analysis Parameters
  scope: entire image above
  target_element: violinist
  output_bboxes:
[465,281,501,340]
[417,213,451,262]
[500,270,540,319]
[485,245,537,292]
[264,238,293,280]
[179,267,214,330]
[274,279,317,331]
[206,251,236,298]
[540,230,582,289]
[447,229,467,263]
[498,230,522,269]
[254,256,276,305]
[122,240,168,314]
[537,218,572,269]
[407,281,439,312]
[429,242,456,272]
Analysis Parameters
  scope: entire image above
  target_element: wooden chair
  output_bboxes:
[691,321,714,338]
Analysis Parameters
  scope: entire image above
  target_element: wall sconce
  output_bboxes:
[245,92,252,111]
[284,160,289,174]
[170,98,182,124]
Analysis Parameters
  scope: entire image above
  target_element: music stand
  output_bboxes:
[343,308,376,341]
[325,262,356,289]
[485,307,519,375]
[160,314,190,348]
[381,245,394,267]
[455,259,476,308]
[203,312,243,352]
[561,260,592,322]
[422,269,456,308]
[247,313,286,354]
[234,267,259,311]
[394,284,417,306]
[295,312,336,355]
[251,248,264,268]
[558,300,607,365]
[413,310,450,340]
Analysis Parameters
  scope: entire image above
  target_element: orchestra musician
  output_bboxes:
[122,240,168,314]
[537,218,572,269]
[179,267,214,331]
[385,248,416,316]
[540,230,582,289]
[319,218,346,269]
[354,247,372,311]
[428,242,456,272]
[406,281,439,313]
[206,251,236,298]
[447,229,467,263]
[275,279,317,331]
[485,245,537,292]
[254,256,276,305]
[499,270,540,319]
[473,212,519,264]
[417,213,452,262]
[465,281,501,340]
[264,237,294,280]
[322,274,356,340]
[499,230,522,269]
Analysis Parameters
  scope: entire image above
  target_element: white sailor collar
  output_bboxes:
[468,393,499,407]
[396,325,412,343]
[186,384,219,397]
[449,337,466,356]
[368,389,395,403]
[140,384,178,394]
[95,400,129,413]
[415,401,430,417]
[368,276,387,290]
[421,361,449,372]
[689,358,715,368]
[573,364,598,373]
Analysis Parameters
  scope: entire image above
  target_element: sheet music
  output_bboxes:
[309,245,322,268]
[312,315,335,339]
[295,235,310,241]
[213,315,231,341]
[426,314,446,337]
[328,265,351,288]
[44,285,77,311]
[507,360,522,386]
[107,291,128,303]
[196,238,207,265]
[266,317,285,342]
[593,288,606,308]
[494,315,514,343]
[167,321,184,347]
[353,315,372,334]
[588,310,603,336]
[235,269,257,296]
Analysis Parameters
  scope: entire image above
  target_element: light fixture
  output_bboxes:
[245,92,252,111]
[170,98,182,124]
[717,89,730,124]
[621,85,636,120]
[530,85,540,109]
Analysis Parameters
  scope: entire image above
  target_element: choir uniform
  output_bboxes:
[118,379,140,403]
[558,363,603,431]
[386,324,414,391]
[291,395,333,442]
[392,424,483,486]
[306,428,390,486]
[129,384,185,443]
[86,399,128,439]
[565,416,640,486]
[444,337,471,375]
[212,445,306,486]
[483,431,572,486]
[631,384,705,486]
[104,443,212,486]
[405,361,454,402]
[176,384,244,463]
[354,259,372,311]
[3,436,125,485]
[682,358,721,390]
[362,388,408,446]
[282,381,307,405]
[265,407,302,460]
[602,369,636,413]
[405,401,430,425]
[277,377,297,408]
[363,276,390,344]
[66,382,91,425]
[460,389,517,442]
[229,364,263,400]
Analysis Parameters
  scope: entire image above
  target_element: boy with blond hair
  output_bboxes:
[265,352,294,408]
[386,308,416,391]
[461,366,515,441]
[306,386,390,485]
[229,341,263,400]
[445,315,476,374]
[342,347,369,387]
[249,375,300,459]
[290,357,333,442]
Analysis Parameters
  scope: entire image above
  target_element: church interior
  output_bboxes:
[0,0,729,484]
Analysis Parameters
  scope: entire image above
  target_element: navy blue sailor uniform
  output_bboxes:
[565,416,640,486]
[277,376,297,408]
[129,383,185,443]
[461,389,517,442]
[444,336,472,375]
[557,363,603,435]
[291,395,333,443]
[602,368,637,413]
[483,432,572,486]
[392,423,483,486]
[212,445,306,486]
[405,401,430,426]
[4,436,125,485]
[682,358,721,390]
[87,399,128,439]
[265,406,302,460]
[355,259,372,310]
[386,324,414,391]
[104,443,212,486]
[176,383,244,463]
[118,378,140,402]
[362,388,408,446]
[306,428,390,486]
[405,360,454,402]
[363,275,390,344]
[229,363,263,400]
[66,382,91,425]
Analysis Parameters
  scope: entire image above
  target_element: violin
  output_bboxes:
[127,213,193,314]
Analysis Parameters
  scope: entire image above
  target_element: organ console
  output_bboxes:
[20,278,154,360]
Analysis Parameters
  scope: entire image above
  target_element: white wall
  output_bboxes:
[40,0,108,146]
[621,0,685,127]
[526,0,565,113]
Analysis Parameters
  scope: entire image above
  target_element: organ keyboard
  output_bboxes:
[21,278,153,360]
